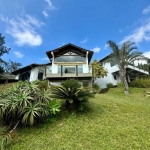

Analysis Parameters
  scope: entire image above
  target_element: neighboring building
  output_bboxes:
[0,73,18,84]
[12,43,94,86]
[96,55,149,88]
[12,63,48,82]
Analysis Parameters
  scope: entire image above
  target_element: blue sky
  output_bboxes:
[1,0,150,66]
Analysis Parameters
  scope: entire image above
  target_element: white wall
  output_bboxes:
[30,66,45,81]
[96,62,121,88]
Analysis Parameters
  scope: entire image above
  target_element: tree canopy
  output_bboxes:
[0,34,10,57]
[91,59,107,81]
[0,34,22,74]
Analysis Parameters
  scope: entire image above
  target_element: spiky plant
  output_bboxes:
[51,79,94,112]
[0,81,52,126]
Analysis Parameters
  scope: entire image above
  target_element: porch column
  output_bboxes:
[44,65,47,77]
[61,65,63,76]
[76,65,78,76]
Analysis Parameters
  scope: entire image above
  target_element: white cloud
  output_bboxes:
[40,57,49,61]
[13,51,24,58]
[142,5,150,14]
[143,51,150,58]
[43,0,56,18]
[120,19,150,44]
[42,11,48,18]
[1,14,43,46]
[80,37,88,44]
[104,44,109,50]
[91,47,101,53]
[45,0,56,10]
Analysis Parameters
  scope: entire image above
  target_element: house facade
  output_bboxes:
[12,43,94,86]
[96,55,149,88]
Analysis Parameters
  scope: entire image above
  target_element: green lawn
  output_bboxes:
[2,87,150,150]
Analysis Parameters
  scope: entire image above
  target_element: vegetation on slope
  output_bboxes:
[1,87,149,150]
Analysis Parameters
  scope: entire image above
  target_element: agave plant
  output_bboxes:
[51,79,94,112]
[0,81,52,126]
[22,103,43,126]
[49,100,60,115]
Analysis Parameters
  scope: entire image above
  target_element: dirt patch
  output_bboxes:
[99,88,109,94]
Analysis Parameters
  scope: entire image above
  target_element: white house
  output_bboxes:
[12,43,94,86]
[96,55,149,88]
[12,43,149,88]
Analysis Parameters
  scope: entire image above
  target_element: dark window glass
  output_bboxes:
[55,55,86,62]
[38,70,44,80]
[19,71,31,81]
[114,75,117,80]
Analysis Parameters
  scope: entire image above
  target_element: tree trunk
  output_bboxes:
[119,69,129,95]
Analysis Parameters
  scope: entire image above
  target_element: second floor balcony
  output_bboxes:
[45,65,93,78]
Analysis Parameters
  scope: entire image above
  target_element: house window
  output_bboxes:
[114,75,117,80]
[63,66,76,74]
[58,66,61,73]
[46,66,52,74]
[19,71,31,81]
[38,70,44,80]
[78,65,83,74]
[54,55,86,62]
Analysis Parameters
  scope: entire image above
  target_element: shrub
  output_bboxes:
[50,79,94,112]
[129,78,150,88]
[117,82,123,88]
[36,80,49,91]
[107,83,113,88]
[92,83,101,94]
[0,81,53,126]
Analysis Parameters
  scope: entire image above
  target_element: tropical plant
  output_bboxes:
[107,40,145,94]
[49,100,61,115]
[0,81,51,126]
[50,79,94,112]
[91,59,107,82]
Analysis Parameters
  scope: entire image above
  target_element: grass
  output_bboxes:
[1,86,150,150]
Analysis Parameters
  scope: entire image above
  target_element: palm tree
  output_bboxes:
[107,40,145,94]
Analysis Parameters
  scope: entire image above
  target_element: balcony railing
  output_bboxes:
[45,65,93,78]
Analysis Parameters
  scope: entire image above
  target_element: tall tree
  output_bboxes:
[107,40,144,94]
[0,34,10,58]
[91,59,107,82]
[0,34,10,76]
[4,59,22,73]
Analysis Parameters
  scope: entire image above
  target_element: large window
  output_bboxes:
[55,55,86,62]
[63,66,76,74]
[46,66,52,74]
[78,65,83,73]
[19,71,31,81]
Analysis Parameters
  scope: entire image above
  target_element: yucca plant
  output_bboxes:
[0,81,52,126]
[51,79,94,112]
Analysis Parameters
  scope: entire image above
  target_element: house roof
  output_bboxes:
[46,43,94,63]
[11,63,51,75]
[99,54,111,63]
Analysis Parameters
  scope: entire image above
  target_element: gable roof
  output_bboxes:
[46,43,94,63]
[11,63,51,75]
